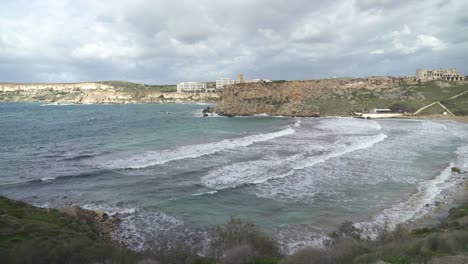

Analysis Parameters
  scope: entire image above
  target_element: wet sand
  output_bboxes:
[413,115,468,124]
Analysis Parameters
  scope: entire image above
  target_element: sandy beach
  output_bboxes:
[414,115,468,124]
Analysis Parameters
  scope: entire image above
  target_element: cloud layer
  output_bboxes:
[0,0,467,83]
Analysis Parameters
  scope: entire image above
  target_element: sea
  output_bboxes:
[0,102,467,252]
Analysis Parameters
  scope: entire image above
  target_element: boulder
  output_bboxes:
[451,167,462,173]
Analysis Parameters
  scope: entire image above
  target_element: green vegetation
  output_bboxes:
[441,92,468,115]
[102,81,177,93]
[0,196,139,264]
[208,217,284,263]
[2,194,468,264]
[328,81,468,115]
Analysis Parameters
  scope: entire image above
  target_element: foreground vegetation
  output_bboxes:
[2,189,468,264]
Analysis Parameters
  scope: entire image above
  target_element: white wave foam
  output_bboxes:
[41,103,76,106]
[356,143,468,239]
[40,177,57,182]
[316,118,382,133]
[201,133,387,191]
[192,190,219,196]
[275,224,332,253]
[98,127,296,169]
[82,203,137,216]
[81,203,192,251]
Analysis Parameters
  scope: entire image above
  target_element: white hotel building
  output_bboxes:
[176,82,207,93]
[216,78,236,90]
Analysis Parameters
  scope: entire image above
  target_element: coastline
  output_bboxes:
[408,115,468,124]
[1,104,468,262]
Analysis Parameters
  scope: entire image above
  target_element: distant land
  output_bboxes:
[0,81,218,104]
[1,78,467,119]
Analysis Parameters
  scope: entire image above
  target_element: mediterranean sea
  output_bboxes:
[0,102,467,251]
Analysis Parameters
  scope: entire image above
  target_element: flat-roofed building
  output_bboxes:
[176,82,207,93]
[245,79,272,83]
[416,69,465,81]
[216,78,236,90]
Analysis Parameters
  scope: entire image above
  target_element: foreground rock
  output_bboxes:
[0,196,138,263]
[59,206,121,244]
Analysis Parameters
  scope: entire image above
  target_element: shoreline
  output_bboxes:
[406,114,468,124]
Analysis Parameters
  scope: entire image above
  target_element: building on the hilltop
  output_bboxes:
[245,79,272,83]
[216,78,236,90]
[176,82,207,93]
[178,73,273,93]
[416,69,465,81]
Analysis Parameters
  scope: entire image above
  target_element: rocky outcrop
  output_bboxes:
[59,206,121,245]
[215,77,417,117]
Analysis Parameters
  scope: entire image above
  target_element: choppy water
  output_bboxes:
[0,103,467,251]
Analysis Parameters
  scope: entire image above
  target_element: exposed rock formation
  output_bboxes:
[0,82,219,104]
[215,77,417,117]
[59,206,121,245]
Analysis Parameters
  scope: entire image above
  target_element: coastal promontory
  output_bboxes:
[215,77,468,117]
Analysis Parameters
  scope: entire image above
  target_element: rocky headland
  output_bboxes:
[0,81,219,104]
[215,77,468,117]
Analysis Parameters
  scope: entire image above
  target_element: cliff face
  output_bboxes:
[0,82,218,104]
[215,77,418,116]
[0,82,114,92]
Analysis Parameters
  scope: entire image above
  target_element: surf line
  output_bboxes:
[99,126,297,170]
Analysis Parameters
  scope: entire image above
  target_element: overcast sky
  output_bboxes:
[0,0,467,84]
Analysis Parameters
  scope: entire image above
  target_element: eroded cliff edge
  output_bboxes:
[215,77,421,117]
[0,81,218,104]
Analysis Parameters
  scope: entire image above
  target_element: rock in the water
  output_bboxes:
[451,167,462,173]
[202,107,214,114]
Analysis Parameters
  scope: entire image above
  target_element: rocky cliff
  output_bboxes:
[0,82,219,104]
[215,77,424,116]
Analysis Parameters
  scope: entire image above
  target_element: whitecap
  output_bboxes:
[96,127,296,169]
[201,133,387,191]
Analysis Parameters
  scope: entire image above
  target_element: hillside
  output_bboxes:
[2,182,468,264]
[0,196,139,263]
[0,81,219,104]
[215,77,468,117]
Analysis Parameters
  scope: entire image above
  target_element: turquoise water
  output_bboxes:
[0,103,467,251]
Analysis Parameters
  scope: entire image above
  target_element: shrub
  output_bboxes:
[388,101,417,113]
[382,255,410,264]
[279,247,332,264]
[208,218,284,262]
[145,240,209,264]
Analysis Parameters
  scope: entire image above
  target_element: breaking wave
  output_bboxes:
[97,126,297,169]
[82,203,207,252]
[201,133,387,191]
[355,143,468,239]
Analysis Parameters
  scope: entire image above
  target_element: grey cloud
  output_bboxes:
[0,0,467,84]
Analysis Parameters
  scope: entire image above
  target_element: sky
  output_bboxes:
[0,0,467,84]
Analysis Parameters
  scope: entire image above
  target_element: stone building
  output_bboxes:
[176,82,207,93]
[416,69,465,81]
